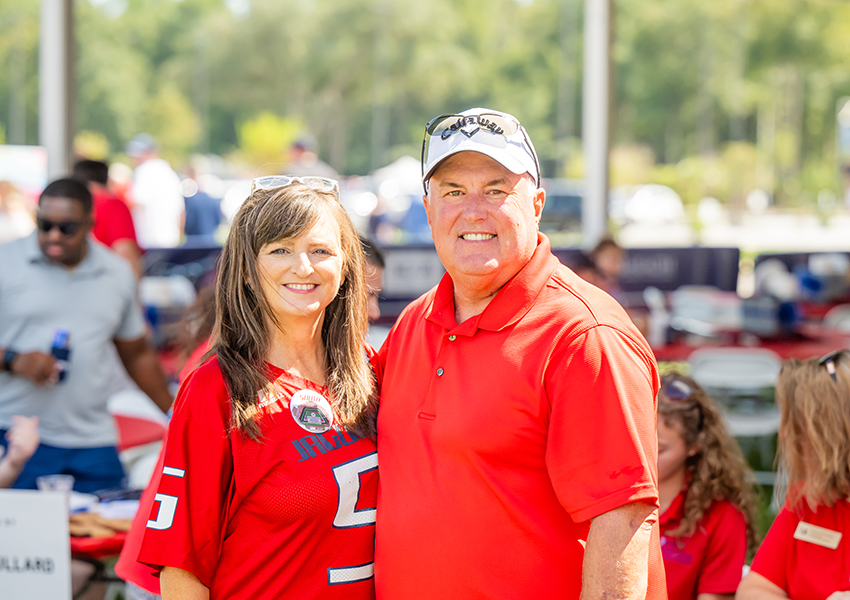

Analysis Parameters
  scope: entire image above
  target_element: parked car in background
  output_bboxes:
[539,178,583,234]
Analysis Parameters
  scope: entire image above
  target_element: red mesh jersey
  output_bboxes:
[138,357,377,599]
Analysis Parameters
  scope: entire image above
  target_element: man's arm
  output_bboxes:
[113,337,173,413]
[2,347,57,385]
[581,500,657,600]
[161,567,209,600]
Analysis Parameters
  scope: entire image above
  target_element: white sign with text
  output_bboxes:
[0,490,71,599]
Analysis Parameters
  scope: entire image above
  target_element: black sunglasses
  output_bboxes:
[36,217,84,236]
[420,111,541,194]
[819,349,846,383]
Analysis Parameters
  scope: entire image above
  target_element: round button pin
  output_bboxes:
[437,368,444,376]
[448,335,456,341]
[290,389,334,434]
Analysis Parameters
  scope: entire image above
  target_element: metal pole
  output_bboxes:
[39,0,74,179]
[581,0,610,248]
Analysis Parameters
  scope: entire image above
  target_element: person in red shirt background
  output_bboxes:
[73,159,143,278]
[657,373,756,600]
[738,351,850,600]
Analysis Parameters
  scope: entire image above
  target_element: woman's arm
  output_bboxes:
[736,571,788,600]
[161,566,210,600]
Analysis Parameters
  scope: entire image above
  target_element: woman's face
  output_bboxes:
[657,417,692,484]
[256,212,345,326]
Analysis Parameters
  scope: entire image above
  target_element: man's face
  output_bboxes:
[37,196,92,267]
[424,152,544,289]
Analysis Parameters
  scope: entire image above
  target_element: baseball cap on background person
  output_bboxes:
[420,107,541,193]
[125,133,158,159]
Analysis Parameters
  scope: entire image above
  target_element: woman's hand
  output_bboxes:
[826,592,850,600]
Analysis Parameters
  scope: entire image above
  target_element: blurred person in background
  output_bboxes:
[180,160,224,247]
[0,178,172,492]
[590,235,625,296]
[658,373,756,600]
[0,180,35,243]
[73,159,143,278]
[376,108,664,599]
[126,134,184,249]
[284,133,340,179]
[359,235,388,349]
[0,416,39,488]
[138,176,378,599]
[737,351,850,600]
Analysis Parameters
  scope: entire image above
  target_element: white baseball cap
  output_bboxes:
[421,107,540,191]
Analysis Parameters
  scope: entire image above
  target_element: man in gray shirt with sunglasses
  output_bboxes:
[375,108,664,599]
[0,178,172,492]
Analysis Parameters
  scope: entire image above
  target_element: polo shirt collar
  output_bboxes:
[426,233,560,334]
[24,231,100,275]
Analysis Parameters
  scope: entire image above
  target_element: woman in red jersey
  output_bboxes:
[738,351,850,600]
[657,373,756,600]
[138,176,378,600]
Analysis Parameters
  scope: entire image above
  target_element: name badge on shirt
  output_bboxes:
[793,521,842,549]
[290,389,334,434]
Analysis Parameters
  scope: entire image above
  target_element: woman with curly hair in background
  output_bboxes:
[737,351,850,600]
[658,373,757,600]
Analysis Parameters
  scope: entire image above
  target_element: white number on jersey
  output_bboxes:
[146,465,186,531]
[147,493,178,530]
[328,452,378,585]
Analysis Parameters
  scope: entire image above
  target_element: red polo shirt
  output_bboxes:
[660,492,747,599]
[376,234,664,599]
[751,499,850,599]
[91,188,138,249]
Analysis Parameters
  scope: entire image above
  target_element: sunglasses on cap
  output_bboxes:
[420,111,541,192]
[819,349,847,383]
[250,175,340,197]
[36,217,85,236]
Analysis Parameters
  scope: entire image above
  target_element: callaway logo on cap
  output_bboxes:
[420,107,540,192]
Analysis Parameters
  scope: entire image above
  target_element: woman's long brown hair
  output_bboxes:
[659,373,757,552]
[775,354,850,511]
[211,183,375,440]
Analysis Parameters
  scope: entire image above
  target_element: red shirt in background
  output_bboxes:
[660,491,748,599]
[91,188,139,249]
[751,499,850,600]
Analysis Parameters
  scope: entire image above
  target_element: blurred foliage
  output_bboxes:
[236,112,301,167]
[0,0,848,210]
[73,129,110,159]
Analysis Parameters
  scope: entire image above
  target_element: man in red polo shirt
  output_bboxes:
[375,108,665,599]
[73,159,142,278]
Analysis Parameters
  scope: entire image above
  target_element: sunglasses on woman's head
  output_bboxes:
[819,349,847,383]
[660,377,694,402]
[250,175,340,196]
